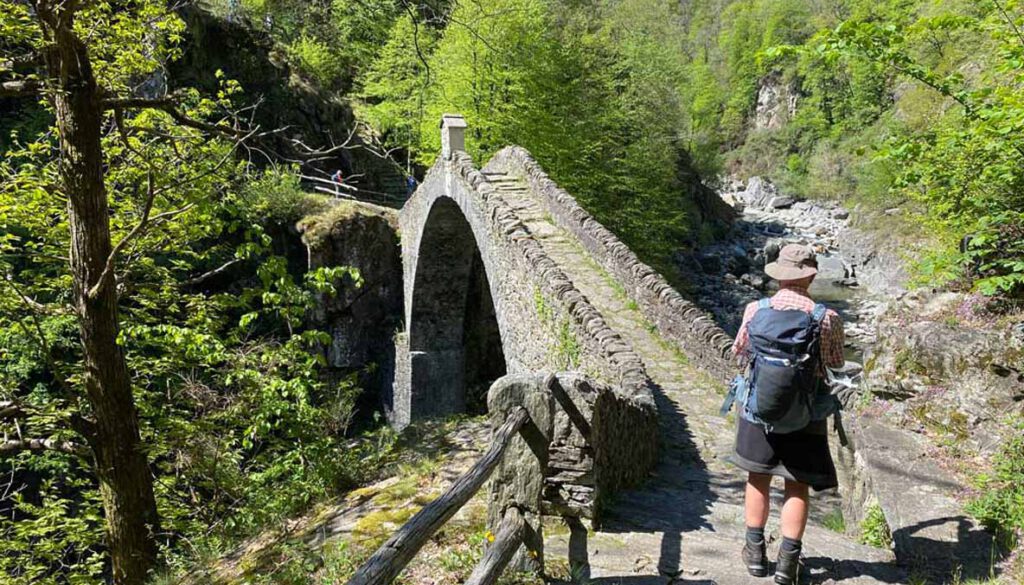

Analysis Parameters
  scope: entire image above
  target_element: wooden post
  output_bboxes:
[465,507,526,585]
[346,407,529,585]
[487,375,554,574]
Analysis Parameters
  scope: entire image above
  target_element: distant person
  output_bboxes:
[405,175,417,197]
[722,243,845,585]
[331,170,344,196]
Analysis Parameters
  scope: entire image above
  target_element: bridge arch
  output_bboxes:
[406,196,508,417]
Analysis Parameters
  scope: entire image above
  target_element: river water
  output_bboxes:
[686,180,880,362]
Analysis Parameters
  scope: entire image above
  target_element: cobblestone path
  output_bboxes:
[489,173,907,585]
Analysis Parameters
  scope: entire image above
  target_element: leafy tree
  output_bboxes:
[0,2,369,584]
[814,1,1024,295]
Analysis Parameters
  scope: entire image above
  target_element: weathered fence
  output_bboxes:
[345,372,656,585]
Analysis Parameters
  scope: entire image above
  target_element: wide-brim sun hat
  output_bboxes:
[765,243,819,281]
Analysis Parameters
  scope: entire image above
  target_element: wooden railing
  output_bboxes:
[345,374,593,585]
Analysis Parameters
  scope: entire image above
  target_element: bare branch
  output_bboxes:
[0,79,43,98]
[103,97,245,138]
[0,437,87,458]
[287,124,360,159]
[182,258,243,288]
[87,171,157,300]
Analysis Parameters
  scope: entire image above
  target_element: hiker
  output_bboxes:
[725,243,845,585]
[406,175,418,197]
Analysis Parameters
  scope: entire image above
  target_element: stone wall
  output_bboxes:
[484,147,735,381]
[489,373,659,526]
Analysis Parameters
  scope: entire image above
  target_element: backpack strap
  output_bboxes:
[757,298,772,311]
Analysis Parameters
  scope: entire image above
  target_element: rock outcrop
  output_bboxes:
[299,201,403,399]
[754,73,799,131]
[833,291,1023,576]
[862,292,1024,455]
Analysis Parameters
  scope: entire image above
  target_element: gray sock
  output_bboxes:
[746,526,765,545]
[781,536,802,554]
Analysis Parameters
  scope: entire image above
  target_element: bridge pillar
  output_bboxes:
[440,113,467,159]
[394,336,468,428]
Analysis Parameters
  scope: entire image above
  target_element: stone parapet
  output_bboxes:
[484,147,734,381]
[489,373,658,526]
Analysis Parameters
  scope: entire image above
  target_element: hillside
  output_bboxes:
[1,0,1022,584]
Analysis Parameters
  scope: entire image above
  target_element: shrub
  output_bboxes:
[243,167,327,224]
[859,502,893,549]
[823,507,846,533]
[965,418,1024,550]
[288,35,347,88]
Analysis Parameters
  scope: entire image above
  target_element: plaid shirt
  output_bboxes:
[732,285,845,372]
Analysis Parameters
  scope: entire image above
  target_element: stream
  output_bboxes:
[684,177,889,361]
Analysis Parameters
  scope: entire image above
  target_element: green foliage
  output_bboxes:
[860,502,894,549]
[555,318,581,369]
[287,35,347,87]
[244,166,329,223]
[358,0,711,274]
[966,417,1024,549]
[0,1,384,581]
[783,0,1024,298]
[823,507,847,533]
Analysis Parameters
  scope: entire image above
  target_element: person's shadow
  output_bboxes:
[585,378,722,580]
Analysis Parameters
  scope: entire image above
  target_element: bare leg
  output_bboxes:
[781,480,810,540]
[745,472,771,528]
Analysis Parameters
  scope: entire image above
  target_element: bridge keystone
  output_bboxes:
[439,113,467,159]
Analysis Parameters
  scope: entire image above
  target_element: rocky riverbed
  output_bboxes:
[681,176,897,356]
[687,177,1024,579]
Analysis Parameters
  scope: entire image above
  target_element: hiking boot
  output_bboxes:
[774,546,803,585]
[742,538,768,577]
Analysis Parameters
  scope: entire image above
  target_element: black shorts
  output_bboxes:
[731,416,838,491]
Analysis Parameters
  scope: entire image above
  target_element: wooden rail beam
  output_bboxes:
[544,374,592,443]
[466,507,526,585]
[345,406,530,585]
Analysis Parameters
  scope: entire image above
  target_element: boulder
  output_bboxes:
[834,415,994,577]
[769,195,796,209]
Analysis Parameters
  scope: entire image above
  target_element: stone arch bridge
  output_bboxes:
[381,114,956,583]
[393,114,734,427]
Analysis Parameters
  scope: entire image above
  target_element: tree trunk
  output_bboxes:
[40,4,160,585]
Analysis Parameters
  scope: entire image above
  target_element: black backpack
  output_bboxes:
[721,299,840,434]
